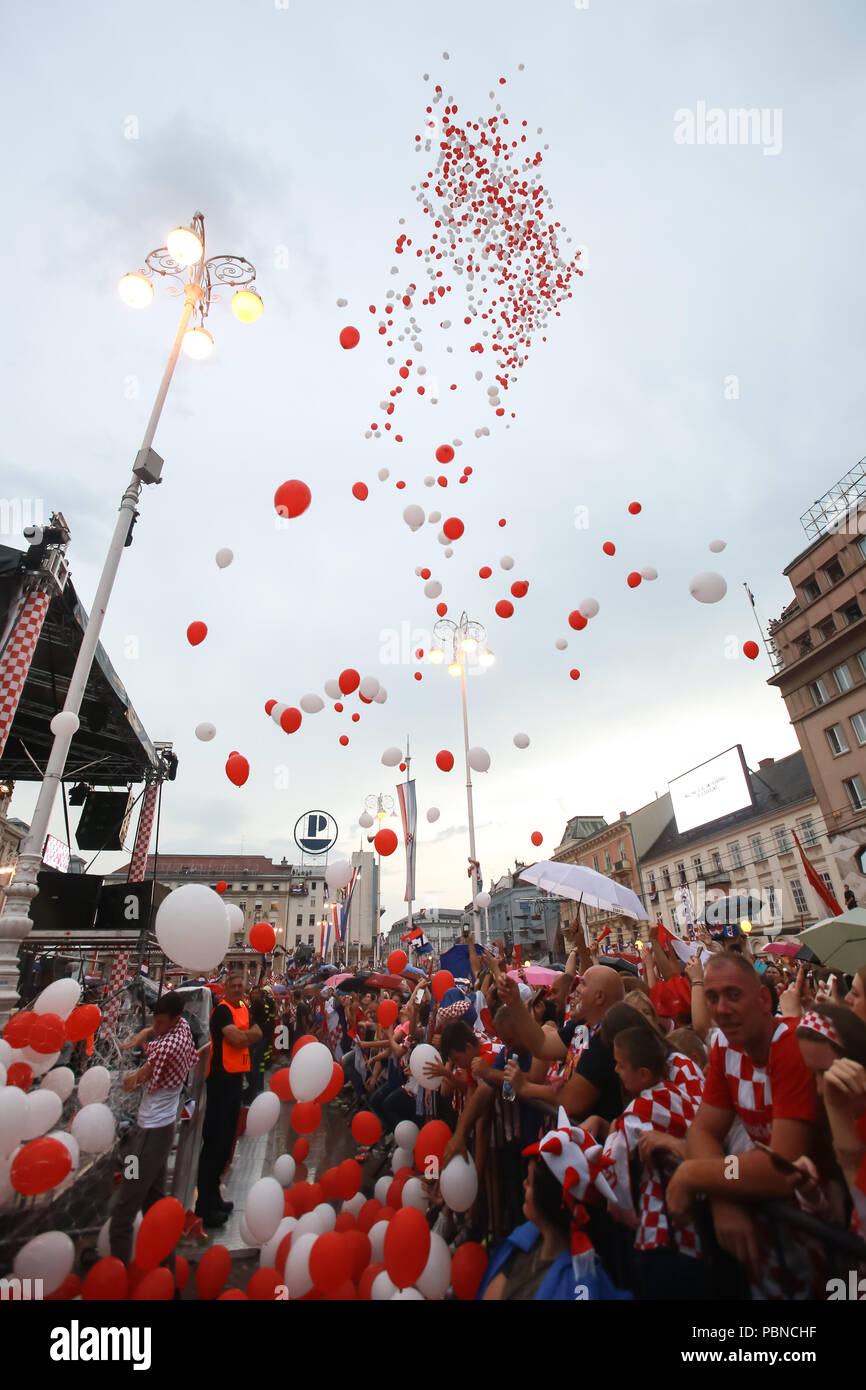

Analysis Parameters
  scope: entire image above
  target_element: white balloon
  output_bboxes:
[371,1270,398,1300]
[225,902,244,934]
[300,693,325,714]
[359,811,374,829]
[155,883,230,973]
[71,1101,115,1153]
[428,510,442,524]
[394,1120,419,1151]
[403,504,425,532]
[555,638,568,650]
[359,676,380,700]
[22,1089,62,1139]
[22,1048,61,1076]
[50,712,79,739]
[391,1146,414,1174]
[374,1175,392,1205]
[325,859,353,893]
[400,1176,428,1212]
[426,807,440,823]
[270,704,288,725]
[578,597,600,619]
[415,1231,451,1298]
[246,1175,284,1243]
[409,1043,443,1092]
[444,547,453,559]
[391,1287,425,1299]
[423,475,435,487]
[289,1041,333,1102]
[640,566,658,581]
[689,571,727,604]
[324,678,342,700]
[283,1231,317,1295]
[500,556,514,571]
[0,1039,11,1068]
[0,1086,28,1156]
[708,539,727,553]
[215,547,234,568]
[296,1210,327,1238]
[513,732,530,749]
[34,978,81,1019]
[48,1129,79,1173]
[341,1192,365,1219]
[238,1214,256,1247]
[381,747,403,767]
[312,1201,337,1232]
[13,1230,74,1295]
[245,1091,281,1138]
[40,1067,75,1102]
[374,687,388,704]
[261,1216,296,1267]
[437,532,449,546]
[0,1154,13,1205]
[195,722,216,741]
[474,891,491,909]
[272,1153,296,1187]
[368,1219,391,1264]
[377,468,390,482]
[440,1154,478,1212]
[0,1063,5,1087]
[78,1066,111,1105]
[468,746,490,773]
[423,579,442,599]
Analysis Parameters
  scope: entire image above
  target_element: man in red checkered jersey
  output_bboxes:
[665,952,824,1296]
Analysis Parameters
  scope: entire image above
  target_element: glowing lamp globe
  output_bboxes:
[166,225,204,264]
[182,327,214,360]
[231,289,264,324]
[427,649,445,665]
[479,650,495,667]
[118,273,153,308]
[447,662,462,678]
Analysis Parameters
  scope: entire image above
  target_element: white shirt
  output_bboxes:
[137,1086,182,1129]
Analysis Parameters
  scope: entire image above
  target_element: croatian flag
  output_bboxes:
[401,924,431,952]
[397,778,417,903]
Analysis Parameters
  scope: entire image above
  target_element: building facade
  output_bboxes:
[484,865,565,959]
[384,908,468,959]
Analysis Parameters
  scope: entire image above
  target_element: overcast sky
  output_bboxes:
[3,0,865,925]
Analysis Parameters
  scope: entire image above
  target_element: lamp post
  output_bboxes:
[364,793,395,968]
[429,612,495,946]
[0,213,261,1023]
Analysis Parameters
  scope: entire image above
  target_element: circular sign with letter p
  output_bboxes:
[294,810,338,856]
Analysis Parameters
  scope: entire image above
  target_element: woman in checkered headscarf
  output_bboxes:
[796,1003,866,1239]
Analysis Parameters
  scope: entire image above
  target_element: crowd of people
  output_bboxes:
[113,922,866,1300]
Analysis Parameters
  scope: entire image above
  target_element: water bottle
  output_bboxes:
[502,1079,516,1102]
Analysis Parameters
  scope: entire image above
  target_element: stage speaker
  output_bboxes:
[28,872,103,933]
[75,790,134,851]
[95,881,154,933]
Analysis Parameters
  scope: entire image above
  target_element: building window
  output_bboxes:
[858,535,866,562]
[254,902,263,916]
[676,862,686,883]
[802,576,821,603]
[842,600,862,625]
[774,827,791,855]
[823,558,844,586]
[749,834,766,862]
[816,616,836,641]
[834,664,854,693]
[307,935,314,945]
[851,711,866,745]
[272,885,280,891]
[819,872,835,898]
[308,913,315,926]
[826,723,849,756]
[844,775,866,811]
[766,886,778,917]
[789,878,808,914]
[712,850,723,871]
[859,650,866,679]
[604,852,612,871]
[809,679,829,707]
[295,934,301,944]
[728,842,743,868]
[593,855,599,871]
[270,903,279,912]
[798,818,818,848]
[241,883,248,891]
[238,901,247,915]
[692,855,703,876]
[648,872,656,893]
[296,914,302,927]
[311,882,317,889]
[661,867,671,888]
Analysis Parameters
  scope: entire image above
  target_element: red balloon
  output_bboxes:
[131,1267,174,1301]
[479,566,492,579]
[274,479,312,519]
[443,517,464,540]
[451,1241,488,1300]
[339,735,349,747]
[316,1061,345,1104]
[387,949,407,973]
[377,999,399,1028]
[626,571,642,588]
[435,750,454,773]
[431,970,455,1002]
[196,1244,231,1300]
[436,602,448,616]
[510,580,529,599]
[384,1207,430,1289]
[265,699,277,715]
[375,828,398,857]
[570,669,581,681]
[292,1102,321,1135]
[357,1199,382,1233]
[82,1257,129,1302]
[498,518,507,527]
[743,641,760,660]
[279,707,302,734]
[225,752,250,787]
[414,1120,451,1176]
[7,1061,33,1091]
[338,668,360,695]
[3,1011,35,1047]
[135,1196,185,1271]
[435,444,454,463]
[292,1035,316,1057]
[387,1170,412,1209]
[186,621,207,646]
[494,599,514,619]
[351,1110,382,1146]
[352,481,368,500]
[628,501,642,514]
[10,1136,71,1195]
[568,610,587,630]
[247,1266,282,1300]
[358,1262,385,1300]
[215,881,227,894]
[249,921,276,953]
[340,326,360,349]
[345,1230,372,1282]
[530,831,543,847]
[310,1231,351,1293]
[276,1229,294,1270]
[218,1289,249,1300]
[602,541,616,556]
[292,1138,310,1163]
[44,1274,83,1301]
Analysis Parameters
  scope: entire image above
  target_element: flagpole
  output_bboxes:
[405,735,413,941]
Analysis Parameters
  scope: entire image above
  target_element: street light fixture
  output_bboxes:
[0,211,261,1023]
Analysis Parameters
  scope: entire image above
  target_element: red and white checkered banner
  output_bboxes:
[102,780,159,1033]
[0,590,50,760]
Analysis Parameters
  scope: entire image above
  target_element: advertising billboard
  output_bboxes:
[668,745,753,835]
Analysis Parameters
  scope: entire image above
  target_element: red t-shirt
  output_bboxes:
[703,1018,817,1144]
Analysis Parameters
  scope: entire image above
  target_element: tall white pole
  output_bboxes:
[404,736,413,940]
[460,656,482,946]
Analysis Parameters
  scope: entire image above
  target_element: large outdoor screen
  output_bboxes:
[668,745,753,834]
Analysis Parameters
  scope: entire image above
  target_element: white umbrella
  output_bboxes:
[518,861,649,922]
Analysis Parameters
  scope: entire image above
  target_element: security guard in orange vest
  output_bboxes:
[195,971,262,1227]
